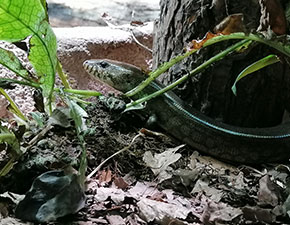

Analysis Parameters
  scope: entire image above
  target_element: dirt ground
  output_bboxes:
[1,95,290,224]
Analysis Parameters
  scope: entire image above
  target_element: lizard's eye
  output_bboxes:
[99,61,109,68]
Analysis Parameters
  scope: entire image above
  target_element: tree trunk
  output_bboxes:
[153,0,290,128]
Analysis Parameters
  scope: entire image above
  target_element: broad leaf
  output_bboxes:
[231,55,280,95]
[0,47,30,81]
[0,0,57,112]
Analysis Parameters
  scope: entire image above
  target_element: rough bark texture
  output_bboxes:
[153,0,290,128]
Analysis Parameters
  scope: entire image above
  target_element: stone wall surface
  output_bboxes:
[0,24,153,117]
[47,0,160,27]
[0,1,157,117]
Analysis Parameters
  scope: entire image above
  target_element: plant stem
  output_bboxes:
[125,32,290,99]
[56,60,72,89]
[0,88,27,121]
[125,49,198,97]
[0,78,101,97]
[126,39,250,108]
[55,88,102,97]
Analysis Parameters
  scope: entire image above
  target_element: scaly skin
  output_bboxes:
[83,59,290,164]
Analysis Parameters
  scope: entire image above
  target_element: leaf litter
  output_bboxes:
[1,99,290,224]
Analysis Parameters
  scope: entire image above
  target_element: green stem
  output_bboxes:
[56,60,72,89]
[0,133,15,141]
[125,49,198,97]
[0,88,27,121]
[126,39,250,108]
[0,78,40,88]
[55,88,102,97]
[125,32,290,98]
[0,78,101,97]
[203,32,290,57]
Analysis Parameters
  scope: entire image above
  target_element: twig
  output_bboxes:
[87,133,142,179]
[130,30,153,53]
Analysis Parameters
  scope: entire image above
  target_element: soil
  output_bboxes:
[2,96,290,224]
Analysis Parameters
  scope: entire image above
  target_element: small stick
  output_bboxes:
[87,133,142,179]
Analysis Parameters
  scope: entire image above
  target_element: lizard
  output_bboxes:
[83,59,290,164]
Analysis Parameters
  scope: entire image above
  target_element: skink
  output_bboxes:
[83,59,290,163]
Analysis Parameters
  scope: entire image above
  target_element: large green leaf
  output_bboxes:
[231,55,280,95]
[0,0,57,112]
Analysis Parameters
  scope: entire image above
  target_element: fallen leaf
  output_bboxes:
[114,176,129,190]
[106,214,125,225]
[173,169,198,187]
[189,32,218,50]
[98,169,112,184]
[213,13,246,34]
[126,214,147,225]
[137,198,191,223]
[128,182,160,200]
[95,187,125,205]
[0,217,31,225]
[143,145,184,182]
[15,170,85,223]
[161,216,188,225]
[201,201,242,224]
[242,206,276,223]
[258,175,280,207]
[191,179,223,202]
[190,151,238,174]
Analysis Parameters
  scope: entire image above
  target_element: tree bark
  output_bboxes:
[153,0,290,128]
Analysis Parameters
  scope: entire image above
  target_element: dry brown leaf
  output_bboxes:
[114,176,129,190]
[128,182,160,199]
[106,215,125,225]
[258,175,281,207]
[137,198,191,223]
[191,179,223,202]
[242,206,276,223]
[189,32,218,50]
[143,145,184,182]
[98,169,112,184]
[201,201,242,224]
[95,187,125,205]
[213,13,246,34]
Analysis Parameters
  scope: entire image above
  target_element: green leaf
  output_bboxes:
[0,125,20,155]
[0,0,57,112]
[231,55,280,95]
[0,124,21,177]
[39,0,49,20]
[66,98,88,186]
[0,47,31,81]
[0,88,27,121]
[67,100,88,135]
[30,111,45,127]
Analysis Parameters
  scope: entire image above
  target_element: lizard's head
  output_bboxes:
[83,59,146,92]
